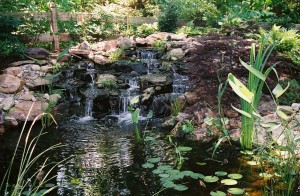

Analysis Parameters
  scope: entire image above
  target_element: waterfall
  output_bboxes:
[80,71,96,122]
[172,67,189,95]
[139,49,160,74]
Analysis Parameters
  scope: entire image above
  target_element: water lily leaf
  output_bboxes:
[203,176,219,183]
[153,169,164,174]
[228,174,243,180]
[210,191,226,196]
[174,184,188,191]
[240,59,266,81]
[190,173,204,179]
[221,179,238,185]
[175,172,185,179]
[228,73,254,104]
[159,173,170,178]
[166,169,180,175]
[163,181,176,188]
[272,82,289,98]
[142,162,154,169]
[259,173,273,178]
[144,136,155,141]
[177,146,192,152]
[158,165,173,171]
[215,171,228,176]
[247,161,259,166]
[130,95,139,105]
[181,170,194,176]
[196,162,207,166]
[227,188,245,195]
[147,157,161,163]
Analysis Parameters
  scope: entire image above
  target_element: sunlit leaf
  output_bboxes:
[153,169,164,174]
[174,184,188,191]
[228,73,254,103]
[130,96,139,105]
[159,173,170,178]
[203,176,219,183]
[227,188,245,195]
[240,59,266,81]
[210,191,226,196]
[276,108,289,120]
[177,146,192,152]
[259,173,273,178]
[247,161,259,166]
[231,105,252,118]
[272,82,289,98]
[196,162,207,166]
[228,173,243,180]
[221,179,238,185]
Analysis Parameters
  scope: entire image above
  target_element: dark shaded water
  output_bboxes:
[1,111,300,195]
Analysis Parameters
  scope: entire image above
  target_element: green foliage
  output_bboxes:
[136,23,158,38]
[176,22,201,36]
[178,0,219,26]
[168,98,185,116]
[278,79,300,106]
[180,120,194,134]
[158,1,179,32]
[153,40,166,51]
[0,14,24,57]
[109,48,123,61]
[99,79,117,89]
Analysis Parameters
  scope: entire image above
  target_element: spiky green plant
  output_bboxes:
[227,33,289,150]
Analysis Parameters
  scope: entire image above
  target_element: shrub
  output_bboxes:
[100,79,116,89]
[136,23,158,38]
[278,79,300,106]
[158,1,179,32]
[0,14,24,57]
[109,48,123,61]
[176,22,201,36]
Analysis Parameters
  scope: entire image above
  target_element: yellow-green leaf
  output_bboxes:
[240,59,266,81]
[272,82,289,98]
[228,73,253,103]
[231,105,252,119]
[276,108,289,120]
[130,96,139,105]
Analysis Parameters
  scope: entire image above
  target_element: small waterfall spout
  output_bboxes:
[80,71,96,122]
[139,49,160,74]
[172,68,189,95]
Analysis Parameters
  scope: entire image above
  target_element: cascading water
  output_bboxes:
[138,49,160,74]
[172,71,189,94]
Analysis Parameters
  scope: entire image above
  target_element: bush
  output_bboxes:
[0,14,24,57]
[158,1,179,32]
[178,0,219,26]
[278,79,300,106]
[136,23,158,38]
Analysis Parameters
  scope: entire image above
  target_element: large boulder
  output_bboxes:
[167,48,185,60]
[3,67,22,76]
[0,74,24,93]
[8,101,48,121]
[24,48,50,59]
[140,73,172,90]
[117,37,136,48]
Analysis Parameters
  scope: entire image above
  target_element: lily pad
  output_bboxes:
[259,173,273,178]
[174,184,188,191]
[158,165,173,171]
[147,157,161,163]
[210,191,226,196]
[177,146,192,152]
[181,170,194,176]
[247,161,259,166]
[152,169,164,174]
[159,173,170,178]
[221,179,238,185]
[203,176,219,183]
[227,188,245,195]
[163,181,176,188]
[215,171,228,176]
[228,173,243,180]
[166,169,180,175]
[190,173,204,179]
[142,162,154,169]
[175,172,185,179]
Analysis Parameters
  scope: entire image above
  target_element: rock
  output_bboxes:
[31,64,41,71]
[104,40,118,52]
[0,74,24,93]
[78,41,90,50]
[69,48,91,55]
[90,41,106,51]
[43,93,50,100]
[1,97,15,111]
[117,37,136,48]
[19,92,35,101]
[171,33,186,41]
[146,32,174,41]
[182,92,199,106]
[8,101,48,121]
[25,76,52,88]
[4,116,18,127]
[93,55,107,64]
[40,65,50,73]
[168,48,185,60]
[140,74,172,90]
[96,74,117,88]
[8,60,47,67]
[193,128,209,141]
[3,67,22,76]
[175,112,191,122]
[49,94,62,103]
[25,48,50,59]
[142,87,155,102]
[291,103,300,111]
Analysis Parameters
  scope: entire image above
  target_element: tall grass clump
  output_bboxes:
[0,103,64,196]
[227,32,284,150]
